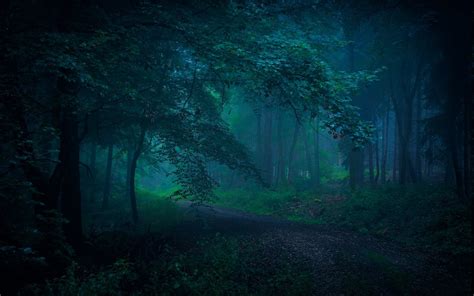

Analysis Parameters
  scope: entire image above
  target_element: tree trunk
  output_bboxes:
[399,136,408,185]
[126,144,133,200]
[262,105,273,185]
[392,120,398,183]
[303,124,313,184]
[288,119,300,184]
[369,143,374,185]
[349,147,364,190]
[88,142,96,202]
[313,117,321,187]
[390,62,420,185]
[58,105,82,248]
[448,125,465,201]
[346,31,364,189]
[381,107,389,183]
[463,94,471,201]
[55,68,83,249]
[255,106,263,169]
[129,125,146,224]
[276,110,285,185]
[375,127,380,185]
[102,143,113,210]
[415,94,423,181]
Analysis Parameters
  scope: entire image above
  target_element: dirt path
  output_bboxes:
[171,202,462,295]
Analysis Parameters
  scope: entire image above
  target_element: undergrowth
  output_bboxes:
[215,185,472,257]
[21,235,314,296]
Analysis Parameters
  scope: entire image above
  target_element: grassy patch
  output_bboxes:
[215,185,472,256]
[318,186,472,255]
[214,187,324,221]
[136,188,185,233]
[83,187,186,235]
[365,250,411,293]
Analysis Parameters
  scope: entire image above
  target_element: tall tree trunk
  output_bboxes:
[262,105,273,185]
[381,107,389,183]
[88,142,96,202]
[276,110,285,185]
[125,144,133,200]
[55,68,83,249]
[369,143,374,185]
[399,136,408,185]
[255,106,263,169]
[346,32,365,189]
[349,149,364,189]
[313,117,321,187]
[390,62,420,185]
[415,94,423,181]
[288,119,300,184]
[448,124,465,201]
[392,119,398,183]
[129,125,146,224]
[444,157,454,184]
[102,143,113,210]
[58,105,82,248]
[349,151,357,189]
[303,124,313,183]
[375,126,380,185]
[463,94,471,201]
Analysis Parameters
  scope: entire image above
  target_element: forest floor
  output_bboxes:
[167,201,468,295]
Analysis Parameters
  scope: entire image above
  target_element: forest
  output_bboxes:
[0,0,472,295]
